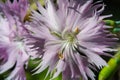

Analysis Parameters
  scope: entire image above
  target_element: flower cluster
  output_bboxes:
[0,0,44,80]
[0,0,117,80]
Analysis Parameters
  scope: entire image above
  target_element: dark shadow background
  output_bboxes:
[99,0,120,20]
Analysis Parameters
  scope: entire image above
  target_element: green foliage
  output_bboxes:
[99,50,120,80]
[26,59,62,80]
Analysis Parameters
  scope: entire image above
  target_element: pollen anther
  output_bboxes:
[58,53,64,59]
[74,27,80,35]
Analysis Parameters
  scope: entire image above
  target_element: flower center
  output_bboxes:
[51,27,80,44]
[63,33,75,43]
[50,27,80,59]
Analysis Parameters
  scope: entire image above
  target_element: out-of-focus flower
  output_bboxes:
[0,0,44,80]
[29,0,118,80]
[0,0,28,22]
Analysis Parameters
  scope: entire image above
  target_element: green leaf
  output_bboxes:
[98,50,120,80]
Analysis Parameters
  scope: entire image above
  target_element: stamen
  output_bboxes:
[58,52,64,59]
[74,27,80,35]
